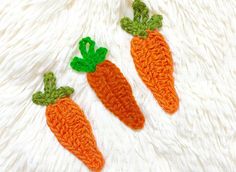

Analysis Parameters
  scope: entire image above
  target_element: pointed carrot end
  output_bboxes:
[133,121,145,130]
[87,153,105,172]
[164,97,179,115]
[127,113,145,130]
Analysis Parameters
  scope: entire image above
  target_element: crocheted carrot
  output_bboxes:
[70,37,145,130]
[120,0,179,114]
[32,72,104,171]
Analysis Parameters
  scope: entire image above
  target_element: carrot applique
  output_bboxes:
[70,37,145,130]
[32,72,104,171]
[120,0,179,114]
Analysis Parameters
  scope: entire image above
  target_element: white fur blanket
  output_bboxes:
[0,0,236,171]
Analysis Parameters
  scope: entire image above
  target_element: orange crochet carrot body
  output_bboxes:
[131,30,179,113]
[121,0,179,114]
[70,37,145,130]
[87,60,144,129]
[32,72,104,171]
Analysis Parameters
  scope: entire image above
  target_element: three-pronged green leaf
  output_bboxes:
[32,72,74,106]
[70,37,108,73]
[120,0,163,38]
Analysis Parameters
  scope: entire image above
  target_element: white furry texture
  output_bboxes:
[0,0,236,171]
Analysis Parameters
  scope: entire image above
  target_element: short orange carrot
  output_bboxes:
[120,0,179,114]
[70,37,145,130]
[32,72,104,171]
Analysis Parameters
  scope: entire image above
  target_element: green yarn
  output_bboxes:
[120,0,163,38]
[32,72,74,106]
[70,37,108,73]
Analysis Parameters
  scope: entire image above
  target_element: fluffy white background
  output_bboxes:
[0,0,236,171]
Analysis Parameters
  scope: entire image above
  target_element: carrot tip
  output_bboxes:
[89,158,105,172]
[126,113,145,130]
[161,97,179,115]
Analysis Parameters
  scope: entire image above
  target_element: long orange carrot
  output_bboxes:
[120,0,179,114]
[32,72,104,171]
[70,37,145,130]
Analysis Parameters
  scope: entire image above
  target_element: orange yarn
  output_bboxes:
[131,30,179,114]
[87,60,145,129]
[46,97,104,171]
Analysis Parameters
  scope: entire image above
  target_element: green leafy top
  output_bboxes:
[120,0,163,38]
[70,37,108,73]
[32,72,74,106]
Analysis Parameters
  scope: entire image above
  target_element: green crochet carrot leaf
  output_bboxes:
[32,72,74,105]
[71,37,108,72]
[120,0,163,38]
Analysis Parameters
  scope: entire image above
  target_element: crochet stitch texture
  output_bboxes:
[32,72,74,105]
[46,97,104,171]
[87,60,145,129]
[120,0,162,38]
[70,37,145,129]
[120,0,179,114]
[32,72,104,171]
[131,30,179,113]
